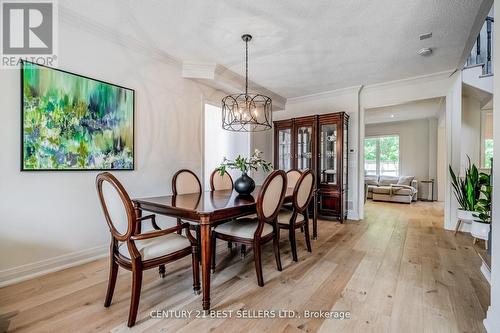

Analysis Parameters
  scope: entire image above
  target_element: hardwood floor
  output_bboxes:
[0,201,489,332]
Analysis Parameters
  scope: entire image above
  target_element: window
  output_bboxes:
[364,135,399,176]
[481,110,493,168]
[203,104,249,190]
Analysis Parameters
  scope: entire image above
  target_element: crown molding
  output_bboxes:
[59,5,182,67]
[182,62,287,111]
[362,70,455,92]
[286,85,362,104]
[182,62,217,80]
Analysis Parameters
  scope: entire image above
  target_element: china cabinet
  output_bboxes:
[273,112,349,221]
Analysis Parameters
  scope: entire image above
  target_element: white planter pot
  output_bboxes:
[456,209,477,223]
[471,221,490,241]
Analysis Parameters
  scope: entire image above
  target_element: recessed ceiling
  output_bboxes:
[62,0,485,98]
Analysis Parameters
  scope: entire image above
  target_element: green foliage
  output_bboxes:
[449,156,490,212]
[364,138,377,161]
[485,139,493,168]
[379,136,399,162]
[217,149,272,175]
[364,136,399,162]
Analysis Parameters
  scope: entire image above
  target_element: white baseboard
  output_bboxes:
[0,244,108,288]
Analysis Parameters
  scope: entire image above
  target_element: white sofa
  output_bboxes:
[365,175,418,204]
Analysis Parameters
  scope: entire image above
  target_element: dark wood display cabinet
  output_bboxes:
[273,112,349,222]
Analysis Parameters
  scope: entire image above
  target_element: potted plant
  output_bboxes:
[472,179,492,241]
[449,156,489,224]
[217,149,273,195]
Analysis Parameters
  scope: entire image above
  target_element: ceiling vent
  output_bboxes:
[419,32,432,40]
[418,48,433,56]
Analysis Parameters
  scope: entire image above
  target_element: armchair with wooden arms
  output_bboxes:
[96,172,200,327]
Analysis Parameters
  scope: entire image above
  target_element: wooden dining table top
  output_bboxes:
[133,186,294,223]
[132,184,317,311]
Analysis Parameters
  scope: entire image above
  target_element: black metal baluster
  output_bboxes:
[486,17,494,75]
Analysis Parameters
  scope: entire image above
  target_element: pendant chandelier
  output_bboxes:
[222,34,272,132]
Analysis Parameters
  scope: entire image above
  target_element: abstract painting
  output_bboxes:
[21,61,134,170]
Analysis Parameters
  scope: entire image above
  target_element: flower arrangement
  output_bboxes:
[217,149,273,176]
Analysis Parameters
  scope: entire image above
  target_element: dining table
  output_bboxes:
[132,186,318,310]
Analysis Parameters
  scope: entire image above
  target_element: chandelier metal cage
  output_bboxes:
[222,34,272,132]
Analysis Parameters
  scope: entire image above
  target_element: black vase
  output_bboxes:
[234,172,255,195]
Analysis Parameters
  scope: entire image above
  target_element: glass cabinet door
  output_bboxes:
[296,126,313,171]
[320,123,337,185]
[277,128,292,170]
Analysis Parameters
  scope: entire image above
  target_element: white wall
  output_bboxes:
[461,96,482,167]
[365,118,437,199]
[437,102,447,201]
[203,104,250,190]
[0,15,227,282]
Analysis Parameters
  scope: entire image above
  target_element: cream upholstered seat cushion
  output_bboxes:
[214,218,273,239]
[372,186,414,196]
[118,233,191,260]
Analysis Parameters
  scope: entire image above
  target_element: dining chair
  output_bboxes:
[210,169,238,251]
[210,170,234,191]
[172,169,202,240]
[278,169,315,262]
[211,170,287,286]
[286,169,302,189]
[96,172,200,327]
[283,169,302,211]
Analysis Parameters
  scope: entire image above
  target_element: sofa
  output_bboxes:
[365,175,418,204]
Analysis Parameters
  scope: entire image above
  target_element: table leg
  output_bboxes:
[313,190,318,240]
[200,216,212,310]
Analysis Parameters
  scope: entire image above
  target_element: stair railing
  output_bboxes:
[466,16,494,75]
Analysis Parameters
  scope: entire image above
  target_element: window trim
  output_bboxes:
[364,134,400,176]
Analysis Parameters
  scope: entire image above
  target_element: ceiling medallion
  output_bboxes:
[222,34,272,132]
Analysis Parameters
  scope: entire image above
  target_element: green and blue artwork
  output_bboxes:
[21,61,134,170]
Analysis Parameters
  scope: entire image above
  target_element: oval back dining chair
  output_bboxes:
[278,169,315,262]
[210,170,234,191]
[211,170,287,286]
[286,169,302,189]
[96,172,199,327]
[283,169,302,211]
[172,169,202,195]
[172,169,203,242]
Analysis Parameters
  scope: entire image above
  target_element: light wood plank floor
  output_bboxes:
[0,201,489,333]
